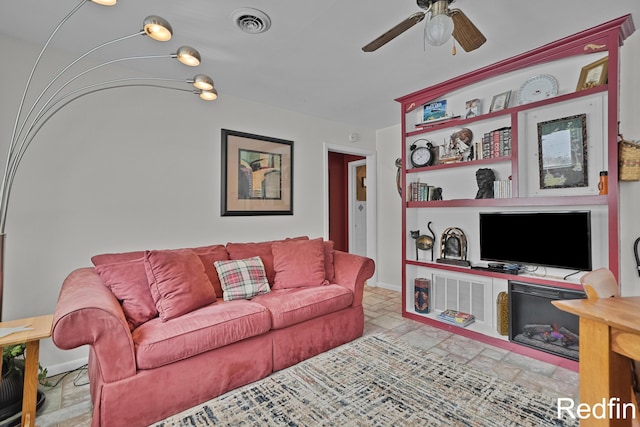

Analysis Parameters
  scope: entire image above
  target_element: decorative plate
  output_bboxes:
[517,74,558,104]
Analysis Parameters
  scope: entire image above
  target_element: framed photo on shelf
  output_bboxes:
[576,56,608,91]
[489,91,511,112]
[537,114,588,189]
[420,99,447,122]
[220,129,293,216]
[464,98,480,118]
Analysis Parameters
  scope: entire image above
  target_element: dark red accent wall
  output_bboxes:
[328,152,365,252]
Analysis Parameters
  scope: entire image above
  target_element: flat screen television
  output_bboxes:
[479,211,592,271]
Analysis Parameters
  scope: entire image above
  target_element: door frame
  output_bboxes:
[348,159,367,255]
[323,143,377,286]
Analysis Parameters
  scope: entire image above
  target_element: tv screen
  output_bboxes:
[479,211,592,271]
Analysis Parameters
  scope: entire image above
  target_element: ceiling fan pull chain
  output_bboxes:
[452,39,457,56]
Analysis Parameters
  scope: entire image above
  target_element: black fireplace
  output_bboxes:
[508,280,585,361]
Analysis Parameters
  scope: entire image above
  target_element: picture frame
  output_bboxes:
[221,129,293,216]
[464,98,481,119]
[489,91,511,112]
[576,56,608,91]
[537,114,588,190]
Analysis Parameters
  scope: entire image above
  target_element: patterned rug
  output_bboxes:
[152,334,578,427]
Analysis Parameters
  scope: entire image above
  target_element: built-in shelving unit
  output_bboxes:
[396,15,635,369]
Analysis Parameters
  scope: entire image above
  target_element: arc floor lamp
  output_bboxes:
[0,0,218,320]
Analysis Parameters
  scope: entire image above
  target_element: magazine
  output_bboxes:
[438,309,475,327]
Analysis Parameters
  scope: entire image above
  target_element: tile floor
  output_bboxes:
[31,285,579,427]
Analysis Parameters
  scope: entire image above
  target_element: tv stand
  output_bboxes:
[471,265,520,275]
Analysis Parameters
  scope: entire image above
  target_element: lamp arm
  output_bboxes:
[0,83,193,234]
[1,0,90,238]
[8,76,187,185]
[12,31,145,153]
[10,53,172,180]
[9,0,88,152]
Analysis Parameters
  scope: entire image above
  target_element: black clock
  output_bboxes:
[410,141,435,168]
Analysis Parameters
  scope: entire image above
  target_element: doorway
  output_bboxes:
[323,143,377,285]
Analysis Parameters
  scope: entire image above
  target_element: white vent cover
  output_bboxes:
[231,8,271,34]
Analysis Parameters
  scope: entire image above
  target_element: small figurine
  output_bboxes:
[475,168,495,199]
[410,222,436,261]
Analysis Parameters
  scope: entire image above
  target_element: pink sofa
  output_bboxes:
[51,237,375,427]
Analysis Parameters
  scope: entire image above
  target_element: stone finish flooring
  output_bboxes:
[33,286,579,426]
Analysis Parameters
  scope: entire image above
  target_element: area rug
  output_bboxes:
[152,334,577,427]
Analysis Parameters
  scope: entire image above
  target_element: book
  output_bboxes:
[438,309,475,327]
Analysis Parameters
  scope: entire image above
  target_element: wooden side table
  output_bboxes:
[553,297,640,427]
[0,315,53,427]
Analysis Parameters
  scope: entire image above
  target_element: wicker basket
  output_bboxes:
[619,136,640,181]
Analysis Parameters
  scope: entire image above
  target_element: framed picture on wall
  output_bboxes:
[537,114,588,189]
[221,129,293,216]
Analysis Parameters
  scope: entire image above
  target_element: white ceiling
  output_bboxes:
[1,0,639,130]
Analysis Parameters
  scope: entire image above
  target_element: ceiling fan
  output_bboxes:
[362,0,486,54]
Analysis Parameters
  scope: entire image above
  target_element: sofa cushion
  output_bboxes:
[132,300,271,370]
[271,238,328,290]
[214,256,271,301]
[94,259,158,330]
[323,240,336,283]
[251,284,353,329]
[92,245,229,299]
[92,250,145,266]
[144,249,217,321]
[191,245,229,299]
[226,236,308,285]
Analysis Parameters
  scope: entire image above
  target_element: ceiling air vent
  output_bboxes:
[231,8,271,34]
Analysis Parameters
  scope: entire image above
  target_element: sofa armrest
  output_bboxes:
[52,267,137,383]
[332,250,375,306]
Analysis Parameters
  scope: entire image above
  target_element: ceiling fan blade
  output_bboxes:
[450,9,486,52]
[362,12,425,52]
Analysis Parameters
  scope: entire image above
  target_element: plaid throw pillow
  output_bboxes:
[214,256,271,301]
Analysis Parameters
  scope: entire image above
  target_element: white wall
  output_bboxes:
[618,33,640,296]
[0,35,375,369]
[375,125,401,291]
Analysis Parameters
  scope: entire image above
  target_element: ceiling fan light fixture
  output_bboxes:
[424,0,453,46]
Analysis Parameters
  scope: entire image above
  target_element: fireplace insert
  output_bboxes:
[508,281,585,361]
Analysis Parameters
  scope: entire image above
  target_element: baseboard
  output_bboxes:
[45,357,88,377]
[373,281,401,292]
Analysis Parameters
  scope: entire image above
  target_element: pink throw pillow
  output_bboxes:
[226,236,309,285]
[271,238,328,290]
[144,249,217,321]
[191,245,230,299]
[95,259,158,330]
[323,240,335,283]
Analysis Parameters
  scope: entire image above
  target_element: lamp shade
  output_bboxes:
[176,46,201,66]
[143,15,173,41]
[193,74,214,90]
[424,0,453,46]
[90,0,117,5]
[199,88,218,101]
